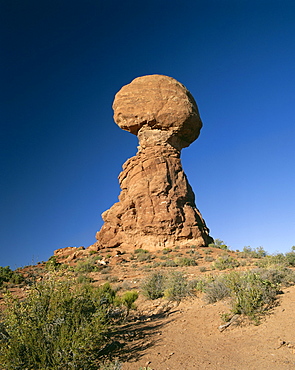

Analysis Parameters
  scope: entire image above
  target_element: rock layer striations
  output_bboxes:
[92,75,213,251]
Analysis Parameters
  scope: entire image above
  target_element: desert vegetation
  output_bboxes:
[0,273,138,369]
[1,240,295,369]
[0,266,24,287]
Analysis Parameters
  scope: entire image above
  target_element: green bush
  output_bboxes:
[225,271,277,319]
[213,255,240,270]
[74,256,103,273]
[0,277,119,369]
[0,266,24,287]
[134,248,149,254]
[134,248,152,262]
[45,256,61,271]
[137,253,152,262]
[285,252,295,266]
[120,291,138,314]
[174,257,197,266]
[239,246,267,259]
[202,269,291,322]
[76,274,93,284]
[164,271,191,301]
[142,271,196,301]
[257,251,295,268]
[252,267,295,286]
[208,239,229,250]
[257,253,285,268]
[141,272,165,299]
[161,260,178,267]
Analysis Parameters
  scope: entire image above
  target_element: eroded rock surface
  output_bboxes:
[91,75,213,251]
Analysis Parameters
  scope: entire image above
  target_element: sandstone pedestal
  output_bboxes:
[91,75,213,251]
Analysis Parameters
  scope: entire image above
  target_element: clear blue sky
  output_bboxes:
[1,0,295,268]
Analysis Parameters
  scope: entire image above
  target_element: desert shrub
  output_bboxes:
[186,249,202,258]
[100,266,112,274]
[161,260,178,267]
[77,274,93,284]
[224,271,277,319]
[239,246,267,259]
[120,291,138,314]
[0,266,24,287]
[0,266,12,285]
[174,257,197,266]
[45,256,62,271]
[252,267,295,286]
[162,247,172,254]
[213,255,240,270]
[257,251,295,268]
[202,269,287,322]
[164,271,191,301]
[137,253,152,262]
[285,251,295,266]
[134,249,152,262]
[204,256,214,262]
[187,277,210,293]
[199,266,207,272]
[204,278,231,304]
[0,277,119,370]
[9,272,24,285]
[142,272,208,302]
[141,272,165,300]
[134,248,149,254]
[74,255,103,273]
[254,246,267,258]
[140,265,152,271]
[106,275,119,283]
[208,239,229,250]
[186,249,196,255]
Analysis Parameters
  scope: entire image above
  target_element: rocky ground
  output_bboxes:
[2,245,295,369]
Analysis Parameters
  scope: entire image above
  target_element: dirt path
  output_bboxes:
[122,285,295,369]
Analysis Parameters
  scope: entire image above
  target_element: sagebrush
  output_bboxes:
[0,275,133,370]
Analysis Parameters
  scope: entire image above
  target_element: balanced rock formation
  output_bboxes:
[91,75,213,251]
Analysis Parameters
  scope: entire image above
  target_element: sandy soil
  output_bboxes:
[120,285,295,370]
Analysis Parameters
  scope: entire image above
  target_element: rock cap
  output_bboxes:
[113,74,202,149]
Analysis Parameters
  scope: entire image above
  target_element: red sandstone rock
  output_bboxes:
[113,74,202,150]
[54,246,86,262]
[91,75,213,251]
